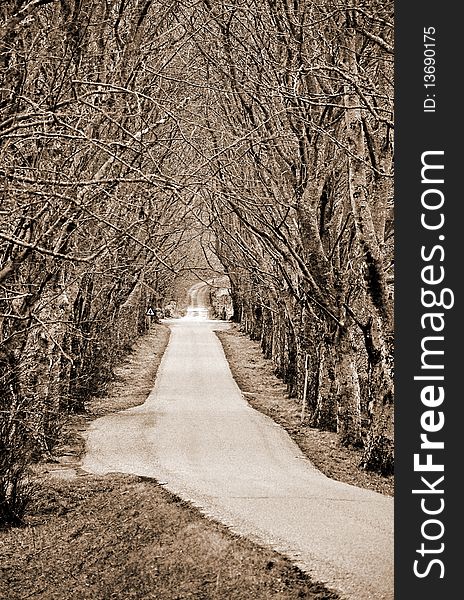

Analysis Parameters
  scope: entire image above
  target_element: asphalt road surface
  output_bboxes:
[82,292,393,600]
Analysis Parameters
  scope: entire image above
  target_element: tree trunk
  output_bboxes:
[361,316,394,474]
[335,327,362,447]
[310,342,338,432]
[342,19,394,465]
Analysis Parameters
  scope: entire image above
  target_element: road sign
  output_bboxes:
[146,307,156,316]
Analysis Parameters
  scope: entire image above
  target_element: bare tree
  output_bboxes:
[182,0,394,471]
[0,0,202,522]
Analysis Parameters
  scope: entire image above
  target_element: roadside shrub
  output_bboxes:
[0,395,34,526]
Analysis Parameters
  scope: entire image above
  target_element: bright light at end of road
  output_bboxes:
[183,307,209,320]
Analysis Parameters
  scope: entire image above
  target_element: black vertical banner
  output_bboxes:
[396,2,460,598]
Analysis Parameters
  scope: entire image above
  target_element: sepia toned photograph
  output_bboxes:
[1,1,396,599]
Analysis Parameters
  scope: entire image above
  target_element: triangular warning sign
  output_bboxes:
[146,307,156,316]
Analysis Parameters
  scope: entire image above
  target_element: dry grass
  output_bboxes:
[216,325,394,497]
[0,475,339,600]
[0,323,340,600]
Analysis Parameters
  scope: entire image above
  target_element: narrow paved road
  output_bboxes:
[82,299,393,600]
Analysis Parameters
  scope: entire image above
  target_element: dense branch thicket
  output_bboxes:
[1,0,393,524]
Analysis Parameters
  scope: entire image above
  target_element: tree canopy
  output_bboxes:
[0,0,393,524]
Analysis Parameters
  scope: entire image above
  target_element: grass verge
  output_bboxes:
[216,325,394,497]
[0,323,340,600]
[1,475,339,600]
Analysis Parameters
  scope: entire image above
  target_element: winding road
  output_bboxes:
[82,284,393,600]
